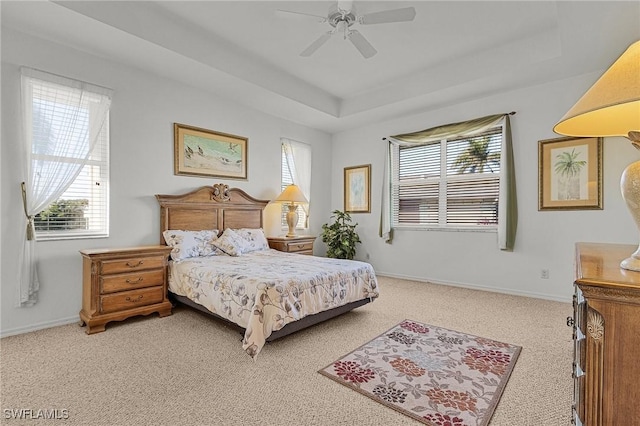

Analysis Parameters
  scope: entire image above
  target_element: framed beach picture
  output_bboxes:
[538,136,603,210]
[174,123,248,180]
[344,164,371,213]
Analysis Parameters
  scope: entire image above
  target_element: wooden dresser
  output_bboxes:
[267,235,315,255]
[571,242,640,425]
[79,245,173,334]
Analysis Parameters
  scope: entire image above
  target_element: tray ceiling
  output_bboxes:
[2,1,639,134]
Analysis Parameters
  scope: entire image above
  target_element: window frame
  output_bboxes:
[391,125,503,232]
[26,75,111,241]
[280,139,311,230]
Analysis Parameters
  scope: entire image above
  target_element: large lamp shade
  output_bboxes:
[554,39,640,270]
[553,40,640,141]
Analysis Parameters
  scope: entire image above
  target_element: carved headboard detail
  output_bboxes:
[155,184,270,245]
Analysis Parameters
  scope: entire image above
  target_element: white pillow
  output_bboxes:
[162,230,221,261]
[212,228,252,257]
[235,228,269,253]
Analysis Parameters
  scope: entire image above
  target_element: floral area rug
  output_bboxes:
[318,319,521,426]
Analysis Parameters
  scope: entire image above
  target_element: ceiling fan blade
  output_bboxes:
[360,7,416,25]
[300,33,332,57]
[348,30,377,59]
[276,9,327,23]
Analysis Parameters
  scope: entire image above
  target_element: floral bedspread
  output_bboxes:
[168,249,379,359]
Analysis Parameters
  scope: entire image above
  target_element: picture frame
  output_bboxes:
[174,123,248,180]
[344,164,371,213]
[538,136,603,210]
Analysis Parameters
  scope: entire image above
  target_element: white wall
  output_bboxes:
[0,28,332,335]
[331,73,639,302]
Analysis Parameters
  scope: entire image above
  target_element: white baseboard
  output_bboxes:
[375,271,572,303]
[0,316,79,338]
[0,274,570,338]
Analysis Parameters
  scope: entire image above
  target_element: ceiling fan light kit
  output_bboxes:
[328,3,357,28]
[279,1,416,59]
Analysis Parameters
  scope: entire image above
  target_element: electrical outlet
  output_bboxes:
[541,269,550,279]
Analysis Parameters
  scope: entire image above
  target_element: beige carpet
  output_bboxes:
[0,277,573,426]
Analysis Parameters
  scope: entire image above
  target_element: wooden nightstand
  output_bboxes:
[267,235,316,255]
[79,245,173,334]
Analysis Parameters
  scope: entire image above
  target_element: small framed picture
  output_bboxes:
[538,136,603,210]
[174,123,248,180]
[344,164,371,213]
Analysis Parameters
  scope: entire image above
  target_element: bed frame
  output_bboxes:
[155,183,372,341]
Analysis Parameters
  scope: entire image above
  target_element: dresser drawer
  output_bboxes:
[100,255,166,275]
[100,269,165,294]
[100,286,164,314]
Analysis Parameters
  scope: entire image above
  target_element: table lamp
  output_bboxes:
[553,39,640,270]
[274,184,309,237]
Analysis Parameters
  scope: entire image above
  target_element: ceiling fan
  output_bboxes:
[277,1,416,59]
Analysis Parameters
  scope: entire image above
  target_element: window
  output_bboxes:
[281,139,311,229]
[392,127,502,229]
[24,70,111,240]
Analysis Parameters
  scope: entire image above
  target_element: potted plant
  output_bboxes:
[320,210,361,260]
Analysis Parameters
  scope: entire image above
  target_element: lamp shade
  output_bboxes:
[553,39,640,140]
[553,39,640,271]
[274,184,309,204]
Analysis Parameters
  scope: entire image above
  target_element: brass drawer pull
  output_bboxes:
[126,260,144,268]
[125,295,144,303]
[295,244,306,249]
[125,277,143,284]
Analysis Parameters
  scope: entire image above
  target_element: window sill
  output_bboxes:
[393,226,497,233]
[35,233,109,242]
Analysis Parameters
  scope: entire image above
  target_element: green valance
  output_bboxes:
[388,113,514,144]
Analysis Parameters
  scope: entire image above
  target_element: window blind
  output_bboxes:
[392,128,502,228]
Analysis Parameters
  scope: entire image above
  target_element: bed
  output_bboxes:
[155,183,379,358]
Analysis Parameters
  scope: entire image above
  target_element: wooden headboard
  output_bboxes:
[155,183,269,244]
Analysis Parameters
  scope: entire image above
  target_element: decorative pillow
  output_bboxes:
[212,228,251,257]
[235,228,269,253]
[162,230,221,261]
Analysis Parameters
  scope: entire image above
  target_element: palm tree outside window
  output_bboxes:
[452,135,501,174]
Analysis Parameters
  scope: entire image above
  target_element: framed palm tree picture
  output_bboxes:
[538,136,603,210]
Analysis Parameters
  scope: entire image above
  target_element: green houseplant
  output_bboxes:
[320,210,361,260]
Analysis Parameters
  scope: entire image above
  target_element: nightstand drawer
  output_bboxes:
[268,236,316,255]
[100,269,165,294]
[287,241,313,252]
[100,286,164,314]
[100,255,166,275]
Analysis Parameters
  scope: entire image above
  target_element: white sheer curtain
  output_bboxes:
[282,138,311,227]
[18,68,113,306]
